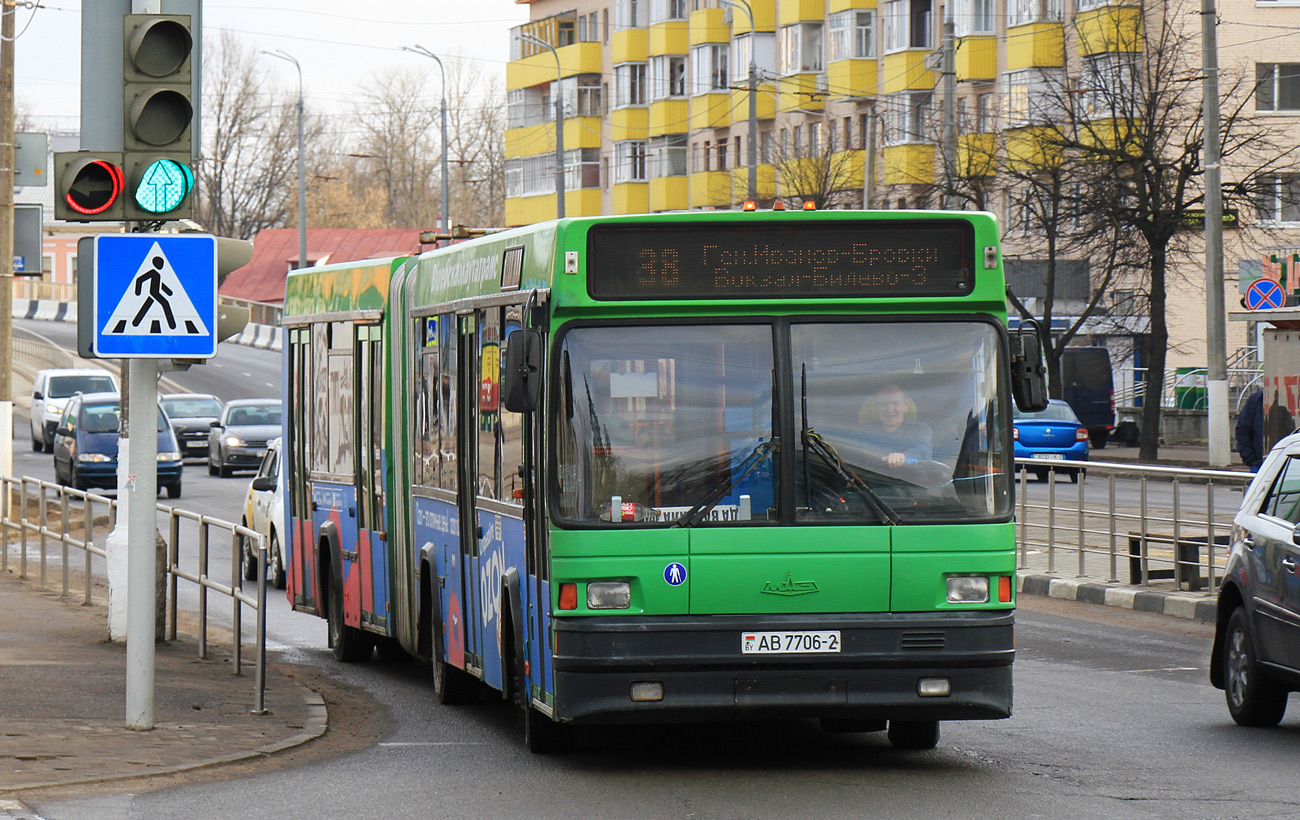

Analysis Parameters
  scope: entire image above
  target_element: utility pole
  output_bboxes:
[1202,0,1228,467]
[520,33,565,219]
[719,0,757,201]
[939,11,957,210]
[864,108,877,209]
[1,0,16,480]
[263,50,307,267]
[402,46,452,233]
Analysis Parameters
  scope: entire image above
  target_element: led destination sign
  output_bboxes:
[587,221,974,300]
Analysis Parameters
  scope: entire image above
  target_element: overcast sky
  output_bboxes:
[13,1,531,132]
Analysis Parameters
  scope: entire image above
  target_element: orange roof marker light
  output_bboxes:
[772,200,786,211]
[742,200,758,211]
[803,200,817,211]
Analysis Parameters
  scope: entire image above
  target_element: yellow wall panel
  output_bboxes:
[690,92,733,129]
[649,20,688,55]
[958,133,997,177]
[1004,23,1064,71]
[882,144,935,186]
[880,51,934,94]
[505,189,603,227]
[612,28,650,63]
[830,0,877,12]
[507,42,602,90]
[689,170,733,208]
[650,176,690,211]
[778,73,824,112]
[613,182,651,214]
[778,0,824,25]
[649,99,690,135]
[1004,126,1063,171]
[728,86,777,124]
[1076,6,1144,56]
[689,8,728,45]
[827,59,877,99]
[611,107,649,141]
[955,36,997,82]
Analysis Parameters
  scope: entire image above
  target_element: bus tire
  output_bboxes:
[327,556,372,663]
[887,719,940,750]
[430,590,477,705]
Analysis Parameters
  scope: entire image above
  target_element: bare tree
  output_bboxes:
[195,32,317,240]
[350,67,441,229]
[444,60,506,227]
[772,119,862,209]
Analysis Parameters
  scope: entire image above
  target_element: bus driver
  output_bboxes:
[859,382,933,468]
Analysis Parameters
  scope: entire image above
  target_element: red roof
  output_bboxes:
[219,228,425,304]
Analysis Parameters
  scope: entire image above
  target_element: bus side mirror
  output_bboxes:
[1011,324,1049,413]
[502,329,543,413]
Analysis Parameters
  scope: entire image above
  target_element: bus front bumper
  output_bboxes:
[551,610,1014,725]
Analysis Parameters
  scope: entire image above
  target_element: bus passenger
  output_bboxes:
[859,383,933,467]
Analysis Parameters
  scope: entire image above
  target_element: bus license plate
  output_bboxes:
[741,630,841,654]
[1031,453,1065,460]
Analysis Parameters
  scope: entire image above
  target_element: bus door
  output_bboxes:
[456,312,484,677]
[287,327,317,612]
[356,323,389,631]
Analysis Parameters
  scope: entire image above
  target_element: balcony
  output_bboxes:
[729,85,777,124]
[778,0,825,25]
[778,72,825,112]
[649,20,689,55]
[649,99,690,135]
[505,189,602,227]
[1004,23,1064,70]
[504,117,603,159]
[882,143,935,185]
[729,163,778,200]
[613,182,651,214]
[1076,6,1143,57]
[613,28,650,63]
[1004,126,1064,171]
[958,133,997,177]
[956,36,997,82]
[507,42,602,91]
[827,59,878,99]
[880,50,934,94]
[689,170,733,208]
[611,107,650,141]
[650,175,690,211]
[689,7,729,45]
[690,92,733,129]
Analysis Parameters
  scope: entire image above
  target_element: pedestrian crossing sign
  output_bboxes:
[93,234,217,358]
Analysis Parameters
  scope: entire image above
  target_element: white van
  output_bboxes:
[30,368,119,452]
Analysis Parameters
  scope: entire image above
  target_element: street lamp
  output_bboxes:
[401,45,451,233]
[518,32,566,219]
[718,0,758,202]
[263,49,307,271]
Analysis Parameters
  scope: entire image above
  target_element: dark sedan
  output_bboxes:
[161,393,224,459]
[208,399,282,478]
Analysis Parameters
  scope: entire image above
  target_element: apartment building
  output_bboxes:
[505,0,1299,378]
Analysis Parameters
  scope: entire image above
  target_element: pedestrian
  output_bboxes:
[1235,389,1265,472]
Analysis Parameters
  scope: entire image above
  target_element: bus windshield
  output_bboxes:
[554,320,1010,527]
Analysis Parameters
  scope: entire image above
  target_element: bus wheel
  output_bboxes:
[523,700,571,754]
[887,720,940,750]
[328,561,372,663]
[431,612,477,705]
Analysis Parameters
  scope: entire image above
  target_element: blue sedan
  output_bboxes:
[1013,399,1089,481]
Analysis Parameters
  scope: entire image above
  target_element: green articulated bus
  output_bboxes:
[280,209,1048,752]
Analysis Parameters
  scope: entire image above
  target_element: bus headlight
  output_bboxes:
[587,582,631,610]
[946,576,989,604]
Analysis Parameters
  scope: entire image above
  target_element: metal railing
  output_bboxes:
[11,279,76,303]
[1,476,270,714]
[220,295,283,327]
[1015,458,1252,594]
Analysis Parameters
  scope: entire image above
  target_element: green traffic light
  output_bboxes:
[133,157,193,214]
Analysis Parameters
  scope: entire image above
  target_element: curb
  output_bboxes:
[2,672,329,794]
[1017,573,1218,623]
[13,300,283,352]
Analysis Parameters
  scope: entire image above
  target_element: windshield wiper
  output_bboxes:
[801,428,903,526]
[675,438,779,528]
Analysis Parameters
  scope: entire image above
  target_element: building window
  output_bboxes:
[1007,0,1062,26]
[649,134,688,177]
[761,130,773,162]
[882,0,931,53]
[808,121,821,153]
[649,0,687,22]
[778,22,823,74]
[613,0,645,30]
[792,125,802,157]
[881,91,932,145]
[1075,0,1112,11]
[1255,175,1300,223]
[1081,53,1138,120]
[955,0,995,35]
[691,43,729,91]
[732,32,777,80]
[614,140,649,182]
[828,10,875,61]
[649,55,686,99]
[1002,68,1065,127]
[615,63,648,107]
[1256,64,1300,112]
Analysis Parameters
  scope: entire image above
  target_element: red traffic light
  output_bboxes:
[63,157,125,216]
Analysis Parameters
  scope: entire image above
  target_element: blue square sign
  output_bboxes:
[93,234,218,358]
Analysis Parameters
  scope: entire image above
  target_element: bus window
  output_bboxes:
[439,314,459,493]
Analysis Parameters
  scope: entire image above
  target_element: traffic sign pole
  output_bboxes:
[125,357,158,730]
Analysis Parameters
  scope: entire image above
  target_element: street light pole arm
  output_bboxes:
[517,33,566,218]
[403,45,452,232]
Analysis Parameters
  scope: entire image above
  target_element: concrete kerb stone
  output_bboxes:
[1018,572,1217,623]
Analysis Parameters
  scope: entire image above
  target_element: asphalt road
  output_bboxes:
[25,597,1300,820]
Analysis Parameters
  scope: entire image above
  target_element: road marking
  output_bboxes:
[1126,667,1201,674]
[378,741,489,747]
[264,382,275,387]
[243,372,252,377]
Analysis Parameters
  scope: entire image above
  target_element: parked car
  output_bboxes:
[1012,398,1089,481]
[1210,431,1300,726]
[240,438,286,588]
[50,392,184,498]
[30,368,119,453]
[160,393,224,459]
[1060,346,1115,449]
[208,399,282,477]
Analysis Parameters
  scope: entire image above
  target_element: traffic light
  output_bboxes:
[122,13,195,221]
[54,151,126,222]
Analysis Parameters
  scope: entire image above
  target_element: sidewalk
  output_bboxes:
[0,573,327,794]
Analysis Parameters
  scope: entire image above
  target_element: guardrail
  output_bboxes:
[1,476,270,713]
[1016,458,1252,595]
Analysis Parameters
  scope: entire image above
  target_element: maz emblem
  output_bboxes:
[761,573,820,596]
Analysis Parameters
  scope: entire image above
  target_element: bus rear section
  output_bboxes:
[544,316,1018,745]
